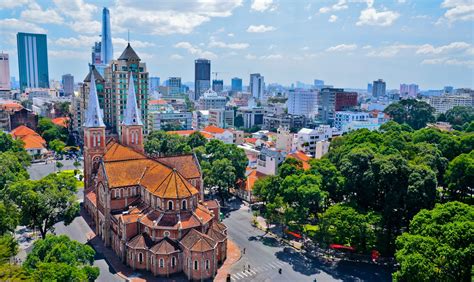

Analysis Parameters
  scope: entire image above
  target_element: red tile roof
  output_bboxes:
[51,117,69,127]
[202,125,226,134]
[167,130,196,136]
[10,125,37,138]
[149,99,167,105]
[150,238,180,254]
[287,151,311,170]
[244,138,257,144]
[180,229,216,252]
[10,125,46,150]
[245,169,267,192]
[156,155,201,179]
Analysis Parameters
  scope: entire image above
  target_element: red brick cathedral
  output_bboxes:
[83,70,227,280]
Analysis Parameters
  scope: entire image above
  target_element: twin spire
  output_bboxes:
[84,70,142,128]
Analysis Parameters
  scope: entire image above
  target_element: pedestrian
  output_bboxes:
[243,248,246,254]
[279,268,282,274]
[243,265,246,272]
[248,264,251,270]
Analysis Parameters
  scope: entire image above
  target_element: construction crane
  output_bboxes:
[211,71,228,81]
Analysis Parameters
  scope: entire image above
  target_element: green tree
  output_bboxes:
[0,234,18,264]
[0,151,29,190]
[145,130,191,157]
[278,158,304,179]
[37,117,67,143]
[444,151,473,204]
[56,161,64,171]
[444,106,474,128]
[394,201,473,281]
[384,99,436,130]
[25,234,99,281]
[204,158,236,201]
[187,131,207,148]
[53,101,71,117]
[308,158,345,203]
[234,114,244,128]
[318,204,380,253]
[252,175,281,204]
[49,139,66,155]
[5,172,79,239]
[0,201,18,235]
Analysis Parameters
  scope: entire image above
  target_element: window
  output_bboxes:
[206,260,210,270]
[182,200,187,210]
[194,260,198,270]
[138,253,143,264]
[168,201,173,210]
[114,189,119,198]
[159,258,164,268]
[171,257,176,268]
[163,231,170,237]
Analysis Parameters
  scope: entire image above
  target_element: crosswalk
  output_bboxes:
[231,260,286,281]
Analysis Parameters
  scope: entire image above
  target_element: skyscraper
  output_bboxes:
[149,77,160,92]
[250,73,264,100]
[212,79,224,93]
[231,77,242,92]
[372,79,386,98]
[400,83,419,98]
[0,53,10,91]
[287,89,318,117]
[167,77,182,96]
[62,74,74,96]
[91,41,101,65]
[194,59,211,100]
[101,7,113,65]
[17,32,49,92]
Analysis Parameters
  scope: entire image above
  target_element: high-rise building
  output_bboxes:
[314,79,324,88]
[62,74,74,96]
[105,44,149,134]
[101,7,113,65]
[367,83,373,94]
[318,88,357,124]
[372,79,386,97]
[231,77,242,92]
[149,77,160,92]
[194,59,211,100]
[250,73,264,100]
[91,41,101,65]
[17,32,49,92]
[287,89,318,117]
[167,77,181,96]
[0,53,10,91]
[400,83,419,98]
[212,79,224,93]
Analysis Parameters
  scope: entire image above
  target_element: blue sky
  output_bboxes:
[0,0,473,89]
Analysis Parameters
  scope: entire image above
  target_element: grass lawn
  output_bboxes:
[59,170,84,189]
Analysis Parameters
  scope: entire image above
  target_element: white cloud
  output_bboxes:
[20,2,64,24]
[208,37,249,49]
[54,35,99,47]
[422,57,474,66]
[357,7,400,26]
[0,18,46,44]
[366,44,416,57]
[49,50,90,59]
[251,0,277,12]
[111,0,242,35]
[174,41,217,59]
[301,46,310,51]
[0,0,29,9]
[437,0,474,24]
[329,15,338,22]
[326,44,357,52]
[416,42,471,54]
[260,54,283,60]
[170,54,184,60]
[53,0,101,34]
[247,25,276,33]
[112,38,155,48]
[319,0,348,14]
[245,54,257,60]
[362,45,372,49]
[227,33,234,37]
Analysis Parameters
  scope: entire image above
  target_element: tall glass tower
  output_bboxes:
[17,32,49,92]
[194,58,210,100]
[101,7,113,65]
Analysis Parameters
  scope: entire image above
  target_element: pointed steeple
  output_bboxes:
[84,71,105,128]
[122,73,143,126]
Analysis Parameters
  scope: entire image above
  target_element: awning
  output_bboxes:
[329,244,356,251]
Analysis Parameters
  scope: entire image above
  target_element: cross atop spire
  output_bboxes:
[84,70,105,128]
[122,72,143,126]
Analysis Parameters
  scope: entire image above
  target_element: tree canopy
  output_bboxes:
[394,201,473,281]
[444,106,474,129]
[384,100,436,130]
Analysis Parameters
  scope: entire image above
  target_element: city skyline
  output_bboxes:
[0,0,473,89]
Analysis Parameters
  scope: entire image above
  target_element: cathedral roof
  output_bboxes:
[83,66,104,82]
[150,237,180,254]
[127,233,154,249]
[180,229,216,252]
[83,71,105,128]
[156,155,201,179]
[118,43,140,61]
[206,226,226,242]
[104,139,147,162]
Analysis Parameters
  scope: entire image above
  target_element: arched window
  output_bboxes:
[92,133,97,147]
[206,259,210,270]
[138,253,143,264]
[120,188,124,198]
[194,260,198,270]
[97,133,101,146]
[124,188,128,197]
[159,258,164,268]
[131,130,135,144]
[171,257,176,268]
[168,200,173,210]
[114,189,119,198]
[182,199,187,210]
[150,256,154,265]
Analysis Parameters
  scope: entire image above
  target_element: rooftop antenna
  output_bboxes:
[127,29,130,44]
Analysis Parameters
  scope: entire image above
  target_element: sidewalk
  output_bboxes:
[215,239,242,282]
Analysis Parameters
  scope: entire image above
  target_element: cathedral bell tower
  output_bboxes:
[83,70,106,190]
[120,72,144,153]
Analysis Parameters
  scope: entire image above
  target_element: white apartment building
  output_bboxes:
[276,127,294,153]
[333,111,371,130]
[287,89,318,117]
[192,110,209,129]
[256,147,286,175]
[208,109,234,129]
[250,73,264,100]
[198,89,227,110]
[315,140,330,159]
[296,125,333,157]
[0,53,10,91]
[429,94,473,114]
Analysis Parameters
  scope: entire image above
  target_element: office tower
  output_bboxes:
[400,83,419,98]
[104,43,149,134]
[212,79,224,93]
[443,86,454,94]
[91,42,101,65]
[167,77,181,96]
[287,89,318,117]
[62,74,74,96]
[0,53,10,91]
[250,73,264,100]
[314,79,324,88]
[372,79,386,97]
[367,83,373,94]
[231,77,242,92]
[149,77,160,92]
[17,32,49,92]
[335,91,357,111]
[194,59,211,100]
[318,88,357,124]
[101,7,113,65]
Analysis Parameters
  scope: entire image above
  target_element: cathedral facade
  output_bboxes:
[82,70,227,280]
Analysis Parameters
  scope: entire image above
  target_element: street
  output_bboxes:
[223,201,393,282]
